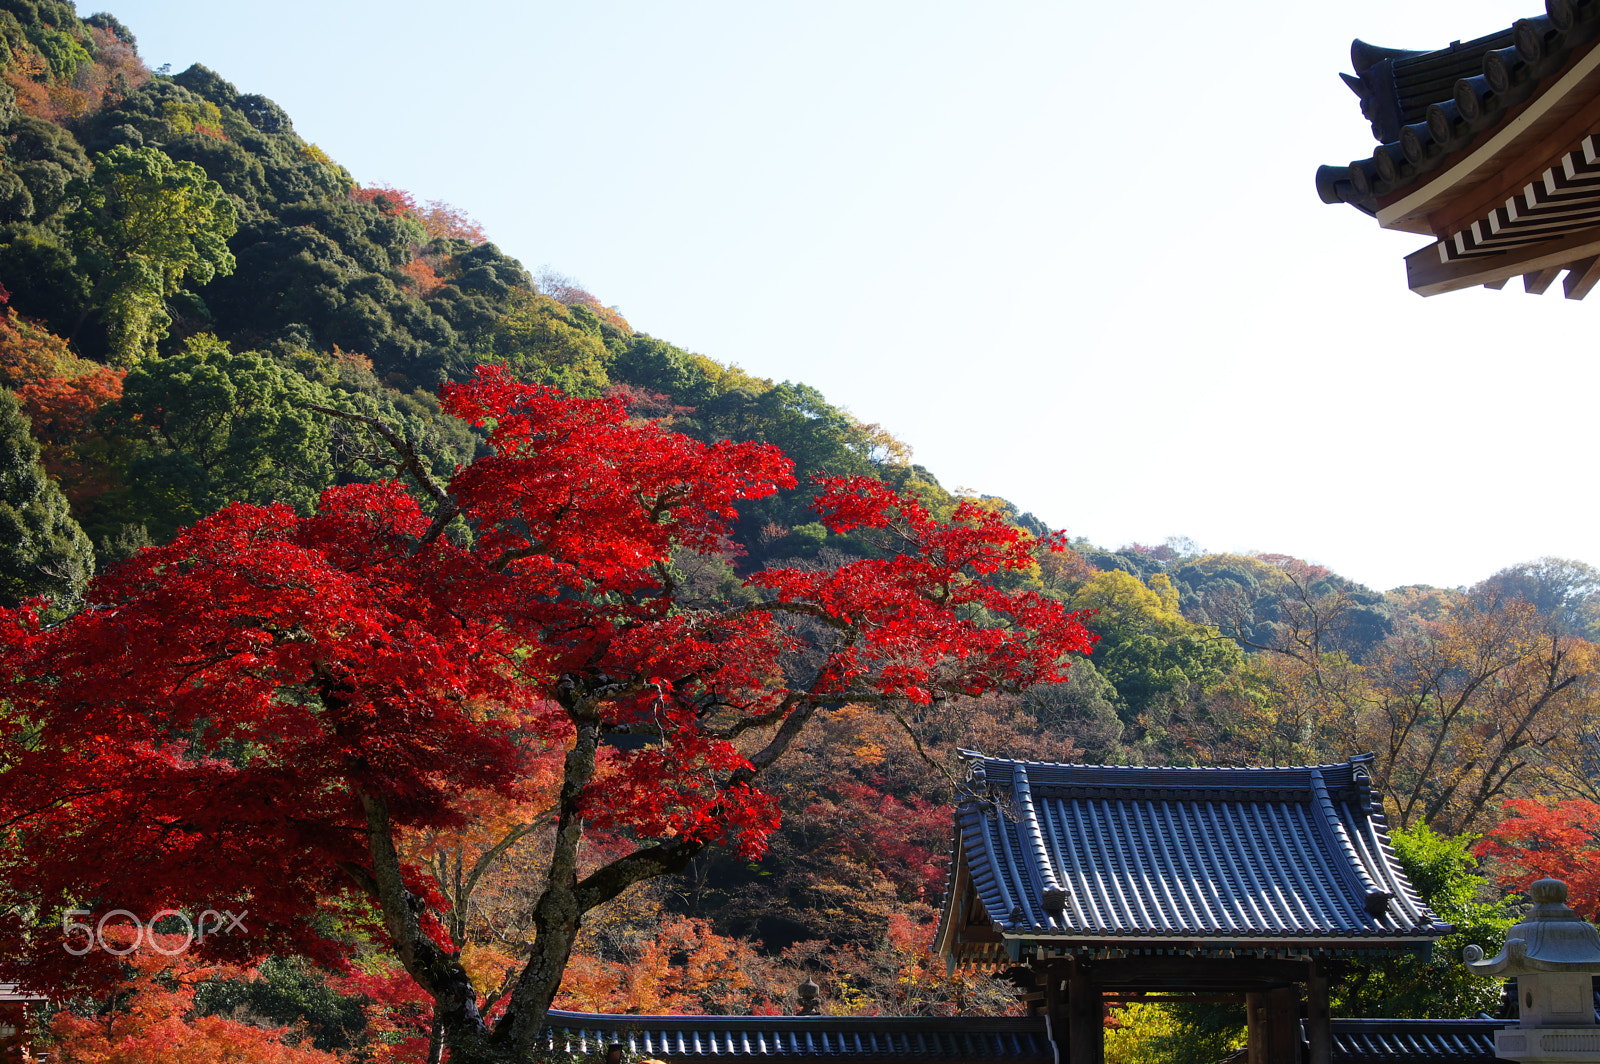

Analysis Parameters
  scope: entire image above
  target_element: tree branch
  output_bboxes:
[305,403,459,550]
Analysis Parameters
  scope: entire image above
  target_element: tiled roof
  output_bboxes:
[1325,1019,1504,1063]
[936,754,1447,962]
[539,1010,1596,1063]
[537,1011,1054,1062]
[1316,1,1600,213]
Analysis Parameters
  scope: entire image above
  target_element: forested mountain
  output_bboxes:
[3,5,1598,1061]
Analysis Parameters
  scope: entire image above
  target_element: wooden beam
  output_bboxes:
[1090,956,1311,988]
[1524,266,1564,293]
[1483,278,1508,289]
[1564,256,1600,299]
[1405,224,1600,295]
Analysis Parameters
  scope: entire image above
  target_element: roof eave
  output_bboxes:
[1376,34,1600,233]
[991,932,1448,946]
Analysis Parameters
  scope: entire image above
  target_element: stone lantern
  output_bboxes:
[1465,878,1600,1062]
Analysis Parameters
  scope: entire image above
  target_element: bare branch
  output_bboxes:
[885,701,962,791]
[305,403,459,550]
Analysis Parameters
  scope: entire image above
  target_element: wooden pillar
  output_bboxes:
[1043,961,1066,1061]
[1042,961,1064,1019]
[1267,986,1299,1063]
[1306,962,1331,1064]
[1246,991,1267,1064]
[1247,986,1303,1064]
[1067,957,1103,1064]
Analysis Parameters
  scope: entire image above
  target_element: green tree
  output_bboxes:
[65,144,237,362]
[0,388,93,609]
[1104,1002,1243,1064]
[96,337,334,542]
[1019,657,1125,760]
[1332,823,1516,1018]
[1070,570,1243,723]
[484,287,611,395]
[1477,557,1600,640]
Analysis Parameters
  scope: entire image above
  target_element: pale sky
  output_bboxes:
[100,0,1598,592]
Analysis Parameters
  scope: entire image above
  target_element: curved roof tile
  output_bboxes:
[1317,0,1600,213]
[538,1011,1055,1062]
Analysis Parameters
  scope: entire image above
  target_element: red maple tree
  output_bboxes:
[0,368,1093,1061]
[1476,798,1600,920]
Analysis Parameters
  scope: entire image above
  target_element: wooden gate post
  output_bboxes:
[1246,990,1266,1064]
[1267,986,1299,1062]
[1306,961,1331,1064]
[1067,957,1103,1064]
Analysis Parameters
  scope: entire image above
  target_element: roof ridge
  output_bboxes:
[979,756,1361,769]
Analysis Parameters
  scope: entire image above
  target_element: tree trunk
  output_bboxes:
[489,708,603,1053]
[493,886,586,1052]
[355,789,488,1052]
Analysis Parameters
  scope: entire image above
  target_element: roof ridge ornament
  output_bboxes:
[1309,768,1394,917]
[957,748,988,789]
[1010,763,1071,920]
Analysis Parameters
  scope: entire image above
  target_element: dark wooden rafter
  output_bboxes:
[1562,253,1600,294]
[1431,134,1600,264]
[1408,219,1600,293]
[1403,131,1600,294]
[1524,265,1566,291]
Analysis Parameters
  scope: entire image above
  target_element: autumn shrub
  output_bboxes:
[801,905,1023,1018]
[191,956,368,1054]
[0,306,95,390]
[44,933,350,1063]
[557,917,783,1016]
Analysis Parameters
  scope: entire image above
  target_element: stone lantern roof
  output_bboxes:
[1465,878,1600,976]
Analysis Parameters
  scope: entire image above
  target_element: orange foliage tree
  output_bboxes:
[3,25,148,125]
[557,917,782,1016]
[349,186,487,245]
[414,200,487,245]
[46,933,347,1064]
[0,297,124,510]
[0,304,93,391]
